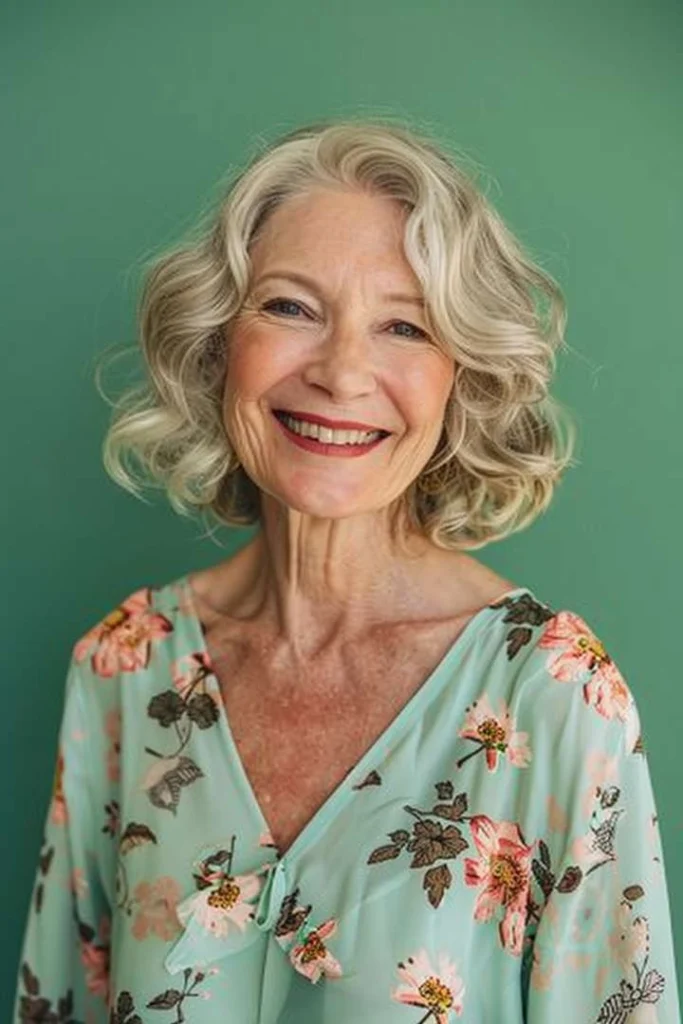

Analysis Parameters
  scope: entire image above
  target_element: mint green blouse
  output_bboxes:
[13,575,681,1022]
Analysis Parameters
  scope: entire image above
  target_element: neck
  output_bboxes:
[221,500,452,657]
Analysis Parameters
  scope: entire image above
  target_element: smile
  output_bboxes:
[272,411,389,457]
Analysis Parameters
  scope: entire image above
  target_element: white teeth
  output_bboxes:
[281,414,382,445]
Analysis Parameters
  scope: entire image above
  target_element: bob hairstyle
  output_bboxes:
[98,117,577,552]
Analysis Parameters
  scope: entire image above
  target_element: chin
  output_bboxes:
[271,488,380,520]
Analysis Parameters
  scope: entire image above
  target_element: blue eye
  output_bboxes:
[389,320,428,339]
[262,300,428,340]
[263,298,307,317]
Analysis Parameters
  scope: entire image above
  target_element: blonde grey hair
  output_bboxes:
[97,117,577,552]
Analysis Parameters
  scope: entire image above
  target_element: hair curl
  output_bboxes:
[97,116,578,552]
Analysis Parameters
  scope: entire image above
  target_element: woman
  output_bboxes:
[14,120,680,1022]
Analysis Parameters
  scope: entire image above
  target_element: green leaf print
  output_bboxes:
[141,653,219,813]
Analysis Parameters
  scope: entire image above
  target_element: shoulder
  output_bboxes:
[485,592,649,867]
[69,578,185,682]
[60,575,202,767]
[494,590,642,759]
[64,574,213,733]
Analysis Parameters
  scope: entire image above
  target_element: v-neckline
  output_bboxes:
[174,573,531,866]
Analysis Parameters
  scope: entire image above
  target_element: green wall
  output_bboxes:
[2,0,680,1011]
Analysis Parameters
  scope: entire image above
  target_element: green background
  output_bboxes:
[2,0,680,1011]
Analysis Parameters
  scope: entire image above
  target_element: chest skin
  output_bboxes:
[202,616,478,856]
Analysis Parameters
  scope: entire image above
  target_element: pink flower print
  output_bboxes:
[457,694,531,771]
[80,941,109,999]
[79,916,110,1000]
[609,903,650,974]
[464,815,534,956]
[73,587,173,677]
[104,708,121,783]
[538,610,606,681]
[585,665,641,752]
[546,794,568,834]
[392,948,465,1020]
[131,876,183,941]
[538,611,639,741]
[289,918,343,983]
[49,750,68,825]
[176,870,263,939]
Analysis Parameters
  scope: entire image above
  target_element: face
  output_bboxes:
[222,186,455,521]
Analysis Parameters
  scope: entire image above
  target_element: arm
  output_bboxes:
[524,696,681,1022]
[13,654,112,1023]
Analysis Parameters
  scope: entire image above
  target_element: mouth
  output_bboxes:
[272,410,391,440]
[271,409,391,454]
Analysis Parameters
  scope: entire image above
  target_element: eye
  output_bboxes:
[262,298,309,318]
[388,320,428,340]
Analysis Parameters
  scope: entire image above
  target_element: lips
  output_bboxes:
[273,411,389,455]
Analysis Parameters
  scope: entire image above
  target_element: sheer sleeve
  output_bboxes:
[12,651,113,1022]
[524,688,681,1022]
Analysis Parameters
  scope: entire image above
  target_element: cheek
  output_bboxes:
[392,360,454,422]
[222,331,290,453]
[226,326,301,401]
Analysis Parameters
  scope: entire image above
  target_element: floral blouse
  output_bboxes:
[13,575,681,1023]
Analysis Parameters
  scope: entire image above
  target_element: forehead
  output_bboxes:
[249,186,418,286]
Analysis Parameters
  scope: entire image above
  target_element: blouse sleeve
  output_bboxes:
[524,690,681,1022]
[12,651,113,1022]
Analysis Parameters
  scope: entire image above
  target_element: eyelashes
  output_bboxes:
[261,298,429,340]
[263,298,307,318]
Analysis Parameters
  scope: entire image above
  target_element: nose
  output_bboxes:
[301,318,377,400]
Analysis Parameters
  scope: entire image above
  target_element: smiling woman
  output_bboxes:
[215,183,463,528]
[13,119,680,1023]
[95,118,577,549]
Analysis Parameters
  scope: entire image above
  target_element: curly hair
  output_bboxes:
[97,116,578,552]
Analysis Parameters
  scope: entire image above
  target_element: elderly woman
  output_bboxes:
[14,120,679,1022]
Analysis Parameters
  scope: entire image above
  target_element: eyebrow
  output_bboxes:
[254,270,426,308]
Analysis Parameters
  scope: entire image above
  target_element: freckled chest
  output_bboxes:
[203,619,473,856]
